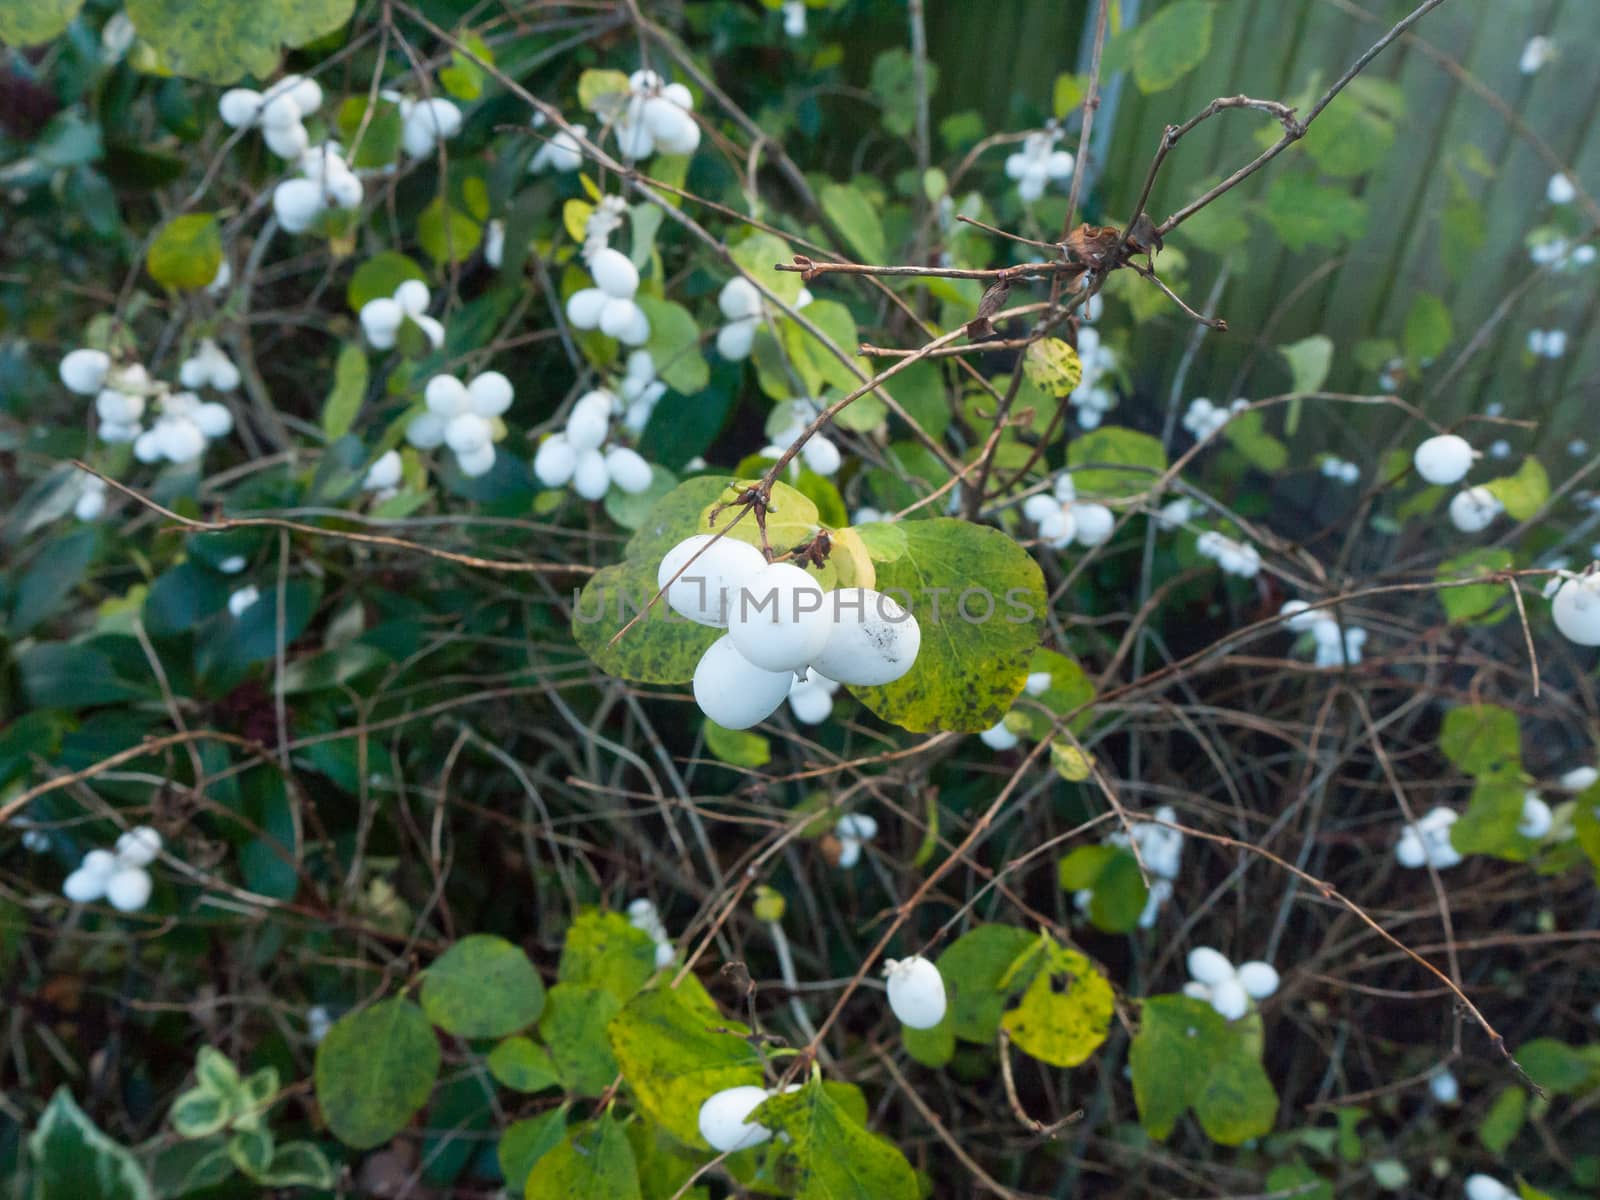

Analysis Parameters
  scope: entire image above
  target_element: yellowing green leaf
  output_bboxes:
[124,0,355,83]
[525,1112,640,1199]
[1068,426,1168,499]
[999,939,1113,1067]
[0,0,84,45]
[1023,338,1083,399]
[755,1079,918,1200]
[1483,456,1549,521]
[1131,994,1277,1145]
[147,213,223,290]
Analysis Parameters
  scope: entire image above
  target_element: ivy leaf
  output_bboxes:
[606,980,764,1146]
[314,998,440,1149]
[147,214,223,290]
[421,934,546,1039]
[28,1088,153,1200]
[999,938,1114,1067]
[821,182,887,265]
[125,0,356,83]
[1068,427,1168,499]
[525,1112,641,1199]
[755,1079,918,1200]
[1130,0,1214,93]
[848,518,1045,733]
[1131,995,1277,1145]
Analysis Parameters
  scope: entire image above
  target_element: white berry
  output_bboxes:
[726,562,832,672]
[657,535,767,627]
[810,589,921,686]
[885,955,946,1029]
[1413,435,1474,485]
[697,1085,773,1153]
[692,636,793,730]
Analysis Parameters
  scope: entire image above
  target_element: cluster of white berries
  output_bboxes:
[1527,328,1568,358]
[1394,808,1462,869]
[617,350,667,433]
[1319,456,1360,485]
[602,70,701,160]
[61,347,233,463]
[781,0,807,37]
[1528,233,1594,270]
[178,339,241,392]
[761,399,841,477]
[363,449,403,501]
[1411,434,1516,536]
[273,143,363,234]
[1068,326,1118,429]
[528,111,586,172]
[406,371,515,478]
[219,75,324,160]
[1516,790,1553,839]
[1073,806,1184,929]
[360,278,446,351]
[9,812,50,852]
[1547,172,1578,206]
[832,812,876,868]
[715,276,813,361]
[1183,947,1279,1021]
[580,194,629,260]
[74,471,108,521]
[1519,35,1555,74]
[62,826,162,912]
[1196,530,1261,579]
[978,668,1054,750]
[656,535,922,729]
[1182,396,1248,442]
[626,898,676,969]
[1545,567,1600,646]
[1022,473,1114,550]
[533,388,653,499]
[566,246,651,346]
[1279,601,1369,668]
[385,91,463,159]
[1004,126,1075,203]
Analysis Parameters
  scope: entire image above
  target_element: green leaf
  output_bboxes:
[1483,456,1549,521]
[418,196,483,265]
[1478,1085,1527,1154]
[27,1087,153,1200]
[279,642,387,695]
[347,251,427,312]
[0,0,84,45]
[1436,548,1513,626]
[1130,0,1214,93]
[1023,338,1083,399]
[1450,779,1525,857]
[149,217,225,294]
[557,910,659,1004]
[226,1126,273,1179]
[253,1140,336,1189]
[421,934,546,1038]
[539,984,622,1096]
[321,344,369,442]
[124,0,355,83]
[10,528,97,636]
[1058,845,1148,933]
[730,230,804,306]
[607,981,764,1147]
[488,1037,560,1093]
[636,297,710,395]
[1131,995,1276,1145]
[314,998,440,1149]
[847,518,1045,733]
[440,30,493,100]
[500,1110,566,1195]
[868,47,938,139]
[1576,785,1600,871]
[526,1113,640,1200]
[820,182,887,265]
[1067,427,1168,499]
[578,69,632,113]
[572,477,730,684]
[143,561,228,637]
[1403,294,1452,362]
[1260,174,1367,252]
[1516,1039,1597,1094]
[782,301,869,399]
[755,1079,918,1200]
[703,719,771,768]
[934,924,1037,1044]
[1279,334,1333,394]
[170,1087,231,1139]
[1223,409,1289,473]
[336,96,404,169]
[999,939,1114,1067]
[1053,72,1087,119]
[1438,705,1521,779]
